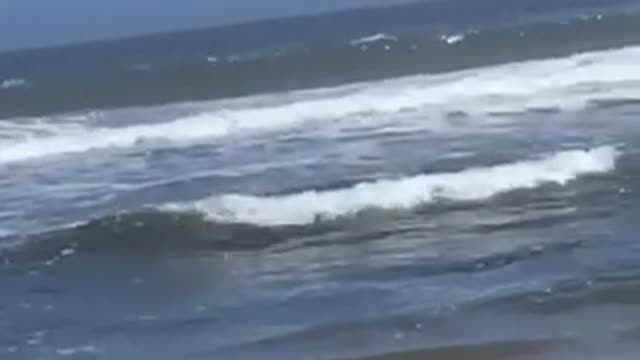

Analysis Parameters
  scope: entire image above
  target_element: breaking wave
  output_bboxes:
[164,146,618,226]
[2,45,640,164]
[440,33,467,45]
[0,146,619,262]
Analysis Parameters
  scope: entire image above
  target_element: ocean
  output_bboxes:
[2,0,640,359]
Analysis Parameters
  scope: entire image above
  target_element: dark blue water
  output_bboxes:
[3,1,640,359]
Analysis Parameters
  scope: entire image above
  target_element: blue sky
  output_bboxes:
[0,0,419,51]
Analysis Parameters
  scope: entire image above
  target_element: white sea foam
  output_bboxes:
[2,46,640,163]
[163,146,618,226]
[440,33,466,45]
[350,33,398,46]
[55,345,96,356]
[1,78,29,89]
[0,228,13,239]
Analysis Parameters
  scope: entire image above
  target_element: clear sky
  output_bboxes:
[0,0,420,51]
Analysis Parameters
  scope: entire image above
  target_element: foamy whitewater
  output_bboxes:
[440,33,466,44]
[161,146,618,226]
[350,33,399,46]
[1,46,640,164]
[1,78,29,89]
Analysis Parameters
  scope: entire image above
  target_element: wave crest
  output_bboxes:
[2,45,639,164]
[163,146,619,226]
[350,33,398,46]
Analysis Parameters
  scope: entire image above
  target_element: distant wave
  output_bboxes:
[350,33,398,46]
[1,78,29,89]
[126,63,153,72]
[577,13,605,22]
[163,146,618,226]
[2,45,640,164]
[440,33,466,45]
